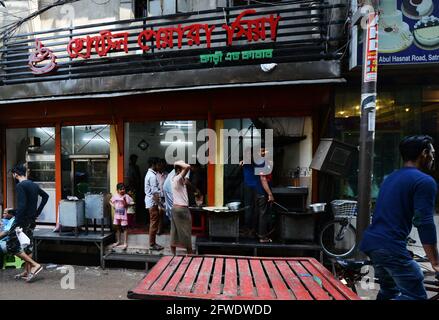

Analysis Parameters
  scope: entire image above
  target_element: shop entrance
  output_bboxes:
[61,125,111,200]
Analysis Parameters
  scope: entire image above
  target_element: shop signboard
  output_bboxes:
[29,9,281,75]
[350,0,439,69]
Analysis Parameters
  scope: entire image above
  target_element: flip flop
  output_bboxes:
[14,272,28,280]
[26,266,43,283]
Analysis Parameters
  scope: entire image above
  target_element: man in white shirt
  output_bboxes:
[170,160,193,255]
[144,157,163,251]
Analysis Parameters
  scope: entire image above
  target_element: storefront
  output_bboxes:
[0,85,334,224]
[340,0,439,205]
[0,1,347,227]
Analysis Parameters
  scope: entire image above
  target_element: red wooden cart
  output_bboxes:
[128,255,360,300]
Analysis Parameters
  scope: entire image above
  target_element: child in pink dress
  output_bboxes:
[109,183,134,250]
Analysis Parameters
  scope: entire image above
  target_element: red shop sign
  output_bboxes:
[67,9,281,60]
[28,39,58,75]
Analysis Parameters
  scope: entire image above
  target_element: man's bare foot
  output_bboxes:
[119,244,128,251]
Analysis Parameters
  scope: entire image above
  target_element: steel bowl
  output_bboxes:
[226,201,242,211]
[309,203,327,213]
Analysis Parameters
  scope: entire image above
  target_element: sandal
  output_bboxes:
[14,272,28,280]
[26,265,43,283]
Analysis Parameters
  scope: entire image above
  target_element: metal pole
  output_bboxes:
[355,0,380,252]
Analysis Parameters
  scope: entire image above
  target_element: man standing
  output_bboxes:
[254,148,275,243]
[360,135,439,300]
[170,160,193,255]
[144,157,163,251]
[1,164,48,282]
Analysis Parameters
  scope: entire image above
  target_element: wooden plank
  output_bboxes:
[288,260,331,300]
[304,258,360,300]
[249,259,274,299]
[301,260,346,300]
[275,260,312,300]
[177,257,203,294]
[163,256,192,292]
[223,258,238,298]
[237,259,254,297]
[149,256,183,292]
[130,255,356,301]
[130,255,173,295]
[209,257,224,296]
[193,257,215,295]
[262,260,292,300]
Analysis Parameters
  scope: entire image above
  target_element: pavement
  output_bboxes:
[0,265,145,300]
[2,217,438,300]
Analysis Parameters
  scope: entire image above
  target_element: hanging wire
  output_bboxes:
[0,0,80,43]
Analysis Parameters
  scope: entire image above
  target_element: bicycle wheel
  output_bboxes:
[319,218,357,258]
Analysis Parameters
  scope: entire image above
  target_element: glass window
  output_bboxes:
[333,86,439,204]
[61,125,111,199]
[125,120,207,219]
[61,125,110,156]
[5,127,56,223]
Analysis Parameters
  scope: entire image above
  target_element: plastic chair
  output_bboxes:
[2,254,24,269]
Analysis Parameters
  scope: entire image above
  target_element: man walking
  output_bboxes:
[1,164,48,282]
[144,157,163,251]
[360,135,439,300]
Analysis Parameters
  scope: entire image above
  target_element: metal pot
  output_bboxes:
[309,203,326,213]
[226,201,241,211]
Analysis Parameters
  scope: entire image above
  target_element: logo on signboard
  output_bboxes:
[28,39,57,75]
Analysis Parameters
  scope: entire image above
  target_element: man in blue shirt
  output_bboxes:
[240,147,258,236]
[254,148,275,243]
[360,135,439,300]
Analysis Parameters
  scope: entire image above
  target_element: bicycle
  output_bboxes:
[319,200,358,258]
[334,253,439,299]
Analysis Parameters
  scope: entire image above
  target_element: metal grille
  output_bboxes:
[0,1,347,86]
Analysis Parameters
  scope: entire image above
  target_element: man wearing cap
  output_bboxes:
[1,164,48,282]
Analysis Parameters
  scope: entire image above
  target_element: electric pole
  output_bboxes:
[355,0,380,253]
